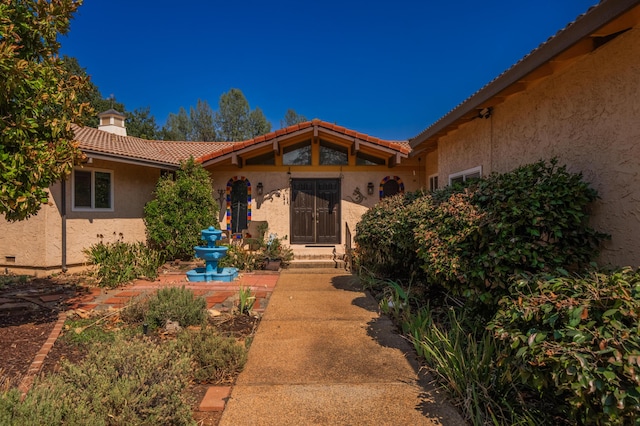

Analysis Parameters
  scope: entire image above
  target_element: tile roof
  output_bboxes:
[73,125,234,167]
[198,119,410,164]
[73,119,410,167]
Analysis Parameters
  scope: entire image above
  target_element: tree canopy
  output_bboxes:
[161,89,272,142]
[281,109,308,128]
[0,0,91,221]
[214,89,271,141]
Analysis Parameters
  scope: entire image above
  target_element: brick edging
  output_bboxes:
[18,311,67,398]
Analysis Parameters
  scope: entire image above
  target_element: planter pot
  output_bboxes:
[265,260,281,271]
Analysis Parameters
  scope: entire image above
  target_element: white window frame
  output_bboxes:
[428,174,439,191]
[72,168,114,212]
[448,166,482,185]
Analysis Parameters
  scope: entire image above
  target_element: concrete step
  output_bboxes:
[287,259,347,270]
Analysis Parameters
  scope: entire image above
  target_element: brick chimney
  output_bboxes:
[98,109,127,136]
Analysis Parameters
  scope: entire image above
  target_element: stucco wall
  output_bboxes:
[208,169,421,248]
[438,27,640,267]
[0,160,161,274]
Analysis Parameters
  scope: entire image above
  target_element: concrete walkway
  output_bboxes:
[220,270,465,426]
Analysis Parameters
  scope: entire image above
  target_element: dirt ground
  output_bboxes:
[0,275,85,388]
[0,273,258,426]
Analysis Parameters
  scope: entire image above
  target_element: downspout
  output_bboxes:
[61,179,68,273]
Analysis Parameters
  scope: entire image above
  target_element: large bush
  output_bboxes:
[144,158,218,260]
[415,159,608,305]
[354,190,426,279]
[488,268,640,424]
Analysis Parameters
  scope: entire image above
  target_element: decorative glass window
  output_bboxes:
[282,141,311,165]
[449,166,482,185]
[379,176,405,199]
[246,151,276,166]
[226,177,252,233]
[356,152,385,166]
[72,169,113,211]
[319,140,348,165]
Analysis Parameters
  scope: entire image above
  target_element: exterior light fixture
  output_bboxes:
[256,182,263,195]
[367,182,374,195]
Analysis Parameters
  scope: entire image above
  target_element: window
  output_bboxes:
[379,176,405,199]
[319,140,348,165]
[282,141,311,165]
[246,151,275,166]
[72,169,113,211]
[356,152,385,166]
[429,174,439,191]
[448,166,482,185]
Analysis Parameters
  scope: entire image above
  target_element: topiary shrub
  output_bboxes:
[144,157,219,260]
[488,268,640,424]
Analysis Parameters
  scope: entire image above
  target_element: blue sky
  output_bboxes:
[60,0,598,140]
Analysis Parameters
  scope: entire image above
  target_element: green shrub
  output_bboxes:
[354,191,426,279]
[84,239,163,288]
[120,294,151,324]
[176,327,247,384]
[488,268,640,424]
[144,157,219,260]
[0,274,27,290]
[0,336,194,425]
[414,159,608,305]
[237,286,255,314]
[145,286,207,329]
[61,316,117,346]
[263,234,294,264]
[219,244,264,271]
[410,306,541,425]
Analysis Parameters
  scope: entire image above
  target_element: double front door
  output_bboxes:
[290,179,341,244]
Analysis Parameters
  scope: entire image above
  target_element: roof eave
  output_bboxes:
[80,151,180,170]
[409,0,640,150]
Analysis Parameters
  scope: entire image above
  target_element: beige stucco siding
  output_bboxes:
[437,27,640,266]
[208,169,421,248]
[0,160,161,274]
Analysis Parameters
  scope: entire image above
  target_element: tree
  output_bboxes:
[0,0,91,221]
[143,158,219,260]
[247,107,271,138]
[190,99,216,141]
[281,109,308,128]
[161,107,192,141]
[126,106,159,139]
[213,88,271,141]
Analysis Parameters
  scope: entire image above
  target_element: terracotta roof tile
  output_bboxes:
[73,118,410,166]
[72,125,233,166]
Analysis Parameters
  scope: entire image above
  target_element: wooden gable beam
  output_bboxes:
[231,153,243,168]
[388,152,402,168]
[350,138,361,156]
[272,138,280,154]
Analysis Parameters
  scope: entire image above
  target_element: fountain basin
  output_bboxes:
[194,246,228,262]
[186,266,238,282]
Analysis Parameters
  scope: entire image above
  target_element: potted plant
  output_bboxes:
[263,234,293,270]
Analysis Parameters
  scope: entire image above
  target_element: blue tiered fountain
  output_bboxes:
[186,226,238,282]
